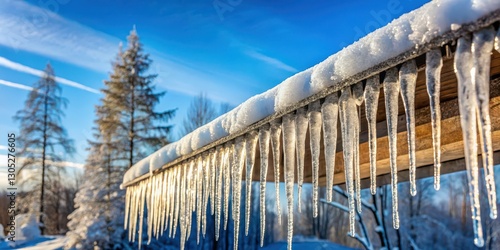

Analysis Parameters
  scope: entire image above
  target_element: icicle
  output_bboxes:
[455,35,484,247]
[173,167,181,238]
[364,75,380,195]
[179,166,187,250]
[245,131,259,236]
[259,124,271,246]
[142,180,147,244]
[270,119,282,224]
[156,173,163,239]
[383,67,400,229]
[215,147,224,241]
[282,113,296,250]
[223,143,232,231]
[156,173,164,239]
[161,170,169,235]
[169,168,176,238]
[339,88,356,236]
[168,169,175,238]
[187,163,194,241]
[124,185,131,230]
[125,186,132,240]
[150,176,156,240]
[233,137,246,250]
[322,93,339,202]
[308,100,322,218]
[147,175,157,242]
[426,49,443,191]
[202,154,209,237]
[167,171,173,234]
[130,185,135,241]
[495,27,500,52]
[196,157,203,243]
[295,107,308,212]
[400,60,418,196]
[352,82,364,213]
[145,180,151,246]
[473,27,497,220]
[211,149,217,216]
[127,186,134,241]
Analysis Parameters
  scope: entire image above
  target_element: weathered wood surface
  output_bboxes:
[248,50,500,187]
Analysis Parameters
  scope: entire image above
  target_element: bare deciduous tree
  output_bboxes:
[13,63,75,235]
[180,92,231,137]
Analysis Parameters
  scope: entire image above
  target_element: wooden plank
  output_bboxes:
[362,151,500,189]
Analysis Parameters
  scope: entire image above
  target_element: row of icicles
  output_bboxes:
[125,26,500,250]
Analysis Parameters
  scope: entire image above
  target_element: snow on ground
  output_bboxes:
[123,0,500,185]
[261,239,357,250]
[0,214,64,249]
[1,236,65,250]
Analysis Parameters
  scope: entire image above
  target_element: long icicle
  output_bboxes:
[426,49,443,190]
[185,161,194,244]
[364,75,380,195]
[173,166,181,238]
[196,157,203,243]
[215,147,224,241]
[270,119,282,224]
[400,60,418,196]
[282,113,296,250]
[147,174,156,242]
[295,107,308,212]
[352,82,364,213]
[233,137,246,250]
[163,171,170,236]
[339,88,356,236]
[223,143,232,231]
[473,27,497,220]
[322,93,339,202]
[180,165,187,250]
[455,35,484,247]
[245,130,259,236]
[295,107,308,213]
[210,149,217,216]
[308,100,322,217]
[383,67,400,229]
[259,124,271,246]
[202,154,209,237]
[124,183,131,231]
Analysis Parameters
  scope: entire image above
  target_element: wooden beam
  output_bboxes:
[360,151,500,189]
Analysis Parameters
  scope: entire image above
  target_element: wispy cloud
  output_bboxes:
[0,0,120,73]
[0,79,33,92]
[0,56,100,94]
[245,50,298,73]
[0,1,261,105]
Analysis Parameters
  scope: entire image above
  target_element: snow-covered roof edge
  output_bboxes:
[122,0,500,186]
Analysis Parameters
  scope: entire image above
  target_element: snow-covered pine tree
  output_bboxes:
[13,63,75,235]
[66,28,175,249]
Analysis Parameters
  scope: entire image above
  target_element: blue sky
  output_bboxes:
[0,0,429,184]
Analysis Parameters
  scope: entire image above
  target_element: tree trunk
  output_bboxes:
[40,85,49,235]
